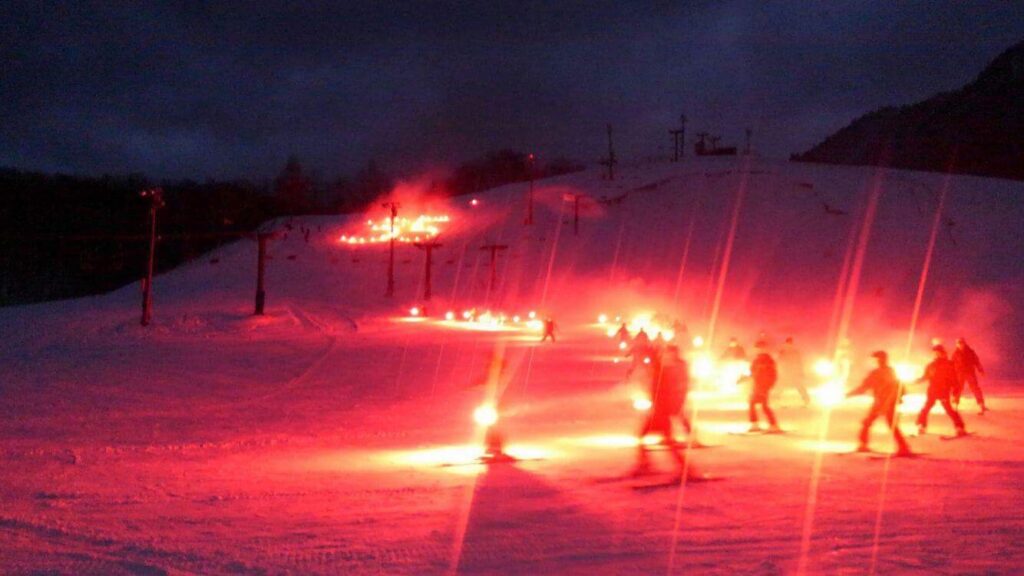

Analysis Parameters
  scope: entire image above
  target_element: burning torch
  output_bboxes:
[474,403,512,462]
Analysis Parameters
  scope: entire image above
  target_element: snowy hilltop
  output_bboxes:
[1,156,1022,574]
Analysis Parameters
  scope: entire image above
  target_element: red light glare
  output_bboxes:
[473,404,498,427]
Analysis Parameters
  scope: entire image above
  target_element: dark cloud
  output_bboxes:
[1,1,1022,179]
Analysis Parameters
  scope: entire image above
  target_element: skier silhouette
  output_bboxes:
[540,317,557,342]
[952,337,987,414]
[777,337,810,406]
[721,337,747,361]
[846,351,913,455]
[614,322,631,343]
[746,341,781,433]
[915,345,967,436]
[633,347,685,476]
[625,328,653,376]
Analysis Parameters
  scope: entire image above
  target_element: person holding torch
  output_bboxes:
[846,351,913,456]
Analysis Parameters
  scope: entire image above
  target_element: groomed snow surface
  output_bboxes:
[2,157,1023,574]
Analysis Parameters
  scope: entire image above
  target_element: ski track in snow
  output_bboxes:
[1,158,1023,574]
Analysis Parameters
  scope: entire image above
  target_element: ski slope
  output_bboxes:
[1,157,1023,574]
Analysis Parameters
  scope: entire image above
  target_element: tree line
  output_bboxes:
[0,150,582,306]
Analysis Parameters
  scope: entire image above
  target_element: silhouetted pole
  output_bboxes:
[140,187,164,326]
[575,195,581,236]
[564,193,586,236]
[669,114,686,162]
[745,127,752,155]
[479,243,509,292]
[599,124,617,180]
[254,231,277,315]
[382,201,399,297]
[525,153,535,225]
[414,240,442,301]
[695,132,709,155]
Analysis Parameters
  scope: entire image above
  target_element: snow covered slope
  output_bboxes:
[1,157,1022,574]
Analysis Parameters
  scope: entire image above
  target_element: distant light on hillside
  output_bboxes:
[339,213,450,246]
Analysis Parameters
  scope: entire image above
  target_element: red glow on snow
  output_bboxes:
[631,392,652,411]
[387,444,552,472]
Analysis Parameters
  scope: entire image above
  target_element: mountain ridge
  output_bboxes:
[793,40,1024,180]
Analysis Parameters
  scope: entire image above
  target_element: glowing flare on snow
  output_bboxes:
[813,358,837,379]
[640,435,662,446]
[814,382,846,407]
[597,314,608,324]
[470,198,479,206]
[528,311,537,319]
[897,392,927,414]
[473,404,499,427]
[409,307,421,317]
[632,394,652,411]
[445,311,455,321]
[693,336,705,348]
[692,354,715,379]
[718,360,749,393]
[894,361,918,382]
[618,341,628,351]
[389,444,551,471]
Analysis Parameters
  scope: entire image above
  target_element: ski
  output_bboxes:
[728,429,786,436]
[939,432,976,441]
[867,452,926,460]
[631,474,725,491]
[835,449,888,457]
[647,442,718,450]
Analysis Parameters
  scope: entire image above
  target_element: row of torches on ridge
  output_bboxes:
[339,214,451,245]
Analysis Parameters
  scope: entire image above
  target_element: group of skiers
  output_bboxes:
[615,325,989,471]
[849,338,986,454]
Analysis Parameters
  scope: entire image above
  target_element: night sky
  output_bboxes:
[3,1,1023,180]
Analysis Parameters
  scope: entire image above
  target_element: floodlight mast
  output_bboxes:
[382,201,399,297]
[140,187,164,326]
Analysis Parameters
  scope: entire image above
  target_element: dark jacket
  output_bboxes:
[952,346,983,377]
[750,353,778,391]
[650,357,685,414]
[918,357,958,396]
[850,366,900,406]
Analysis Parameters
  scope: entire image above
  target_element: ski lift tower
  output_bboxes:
[599,124,617,180]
